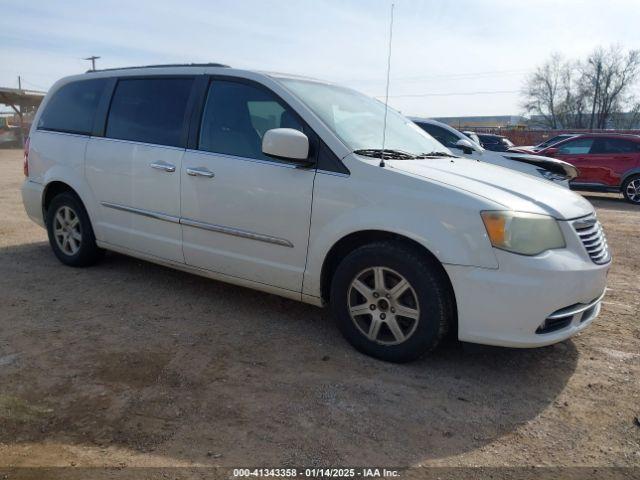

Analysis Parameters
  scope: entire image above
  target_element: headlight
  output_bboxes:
[480,211,565,256]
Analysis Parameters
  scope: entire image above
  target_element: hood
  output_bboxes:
[501,152,579,180]
[386,157,593,220]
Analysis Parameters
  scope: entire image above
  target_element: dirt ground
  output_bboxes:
[0,148,638,473]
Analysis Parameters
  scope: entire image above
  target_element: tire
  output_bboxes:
[45,192,104,267]
[329,242,453,363]
[622,175,640,205]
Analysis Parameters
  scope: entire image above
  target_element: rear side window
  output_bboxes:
[199,80,303,161]
[106,78,194,147]
[479,136,499,145]
[591,137,640,154]
[38,79,107,135]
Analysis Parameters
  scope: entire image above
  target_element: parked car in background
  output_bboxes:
[514,133,577,153]
[534,133,640,204]
[462,130,481,145]
[476,133,514,152]
[411,118,578,186]
[0,119,20,147]
[22,65,609,362]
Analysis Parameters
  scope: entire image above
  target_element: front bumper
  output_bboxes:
[445,244,610,348]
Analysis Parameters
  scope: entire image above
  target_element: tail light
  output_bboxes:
[23,136,29,177]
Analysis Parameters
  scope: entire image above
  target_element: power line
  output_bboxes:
[20,78,48,91]
[376,89,520,98]
[390,68,530,83]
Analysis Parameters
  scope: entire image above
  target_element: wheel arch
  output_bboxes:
[620,168,640,188]
[42,181,82,223]
[319,230,457,326]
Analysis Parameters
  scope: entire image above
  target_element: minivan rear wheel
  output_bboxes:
[622,175,640,204]
[46,192,104,267]
[330,242,452,362]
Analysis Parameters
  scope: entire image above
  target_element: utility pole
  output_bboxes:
[16,75,24,147]
[589,61,601,131]
[84,56,101,71]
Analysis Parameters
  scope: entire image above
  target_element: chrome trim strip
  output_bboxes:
[317,169,350,178]
[181,218,294,248]
[185,149,302,170]
[101,202,180,223]
[547,290,606,319]
[37,129,90,139]
[100,202,294,247]
[90,136,186,152]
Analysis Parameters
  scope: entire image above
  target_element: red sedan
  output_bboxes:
[534,133,640,204]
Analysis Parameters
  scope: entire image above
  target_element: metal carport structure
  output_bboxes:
[0,86,46,146]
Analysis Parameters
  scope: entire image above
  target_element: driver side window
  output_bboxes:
[199,80,304,161]
[557,138,594,155]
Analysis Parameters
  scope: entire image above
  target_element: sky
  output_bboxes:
[1,0,639,117]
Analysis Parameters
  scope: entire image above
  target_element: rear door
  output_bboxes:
[588,137,640,187]
[180,78,316,292]
[85,76,195,263]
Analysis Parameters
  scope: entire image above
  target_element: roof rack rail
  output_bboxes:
[86,63,230,73]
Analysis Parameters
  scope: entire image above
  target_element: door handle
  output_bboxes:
[186,167,215,178]
[150,161,176,173]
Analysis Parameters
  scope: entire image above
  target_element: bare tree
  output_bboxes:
[582,46,640,129]
[522,55,564,128]
[523,46,640,130]
[557,61,589,129]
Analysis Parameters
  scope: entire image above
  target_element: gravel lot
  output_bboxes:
[0,148,638,471]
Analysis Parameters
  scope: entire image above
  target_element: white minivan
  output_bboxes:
[22,64,610,362]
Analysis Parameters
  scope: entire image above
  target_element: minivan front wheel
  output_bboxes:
[330,242,452,362]
[46,192,103,267]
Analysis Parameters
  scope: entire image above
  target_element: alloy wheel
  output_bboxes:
[626,179,640,203]
[53,206,82,256]
[347,266,420,345]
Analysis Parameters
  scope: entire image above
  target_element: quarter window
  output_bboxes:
[591,138,640,154]
[199,80,303,161]
[106,78,194,147]
[38,79,107,135]
[557,138,594,155]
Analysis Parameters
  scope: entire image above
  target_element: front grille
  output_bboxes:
[536,317,572,334]
[573,216,610,264]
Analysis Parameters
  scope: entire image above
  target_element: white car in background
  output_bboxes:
[411,118,578,187]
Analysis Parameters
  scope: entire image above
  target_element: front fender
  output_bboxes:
[302,163,499,298]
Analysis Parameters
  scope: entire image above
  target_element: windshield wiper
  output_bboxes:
[353,149,417,160]
[415,151,457,158]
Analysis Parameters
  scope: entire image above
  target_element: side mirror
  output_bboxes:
[545,147,559,156]
[262,128,310,164]
[455,138,478,154]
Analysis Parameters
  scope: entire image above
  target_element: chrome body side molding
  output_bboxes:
[180,218,294,248]
[101,202,294,248]
[101,202,180,223]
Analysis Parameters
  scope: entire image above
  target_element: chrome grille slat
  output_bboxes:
[573,215,610,265]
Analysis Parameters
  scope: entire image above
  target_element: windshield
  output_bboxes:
[278,78,450,157]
